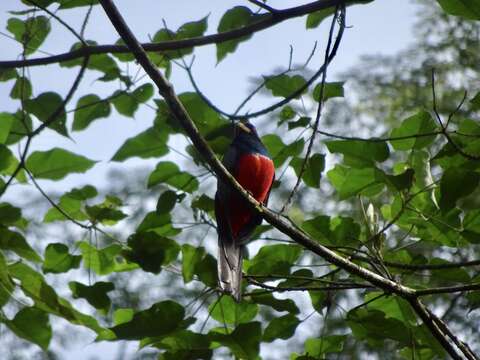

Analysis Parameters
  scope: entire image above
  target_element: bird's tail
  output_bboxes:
[218,237,243,302]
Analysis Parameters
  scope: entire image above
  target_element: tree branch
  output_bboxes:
[1,0,354,69]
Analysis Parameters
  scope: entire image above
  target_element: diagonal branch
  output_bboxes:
[1,0,357,69]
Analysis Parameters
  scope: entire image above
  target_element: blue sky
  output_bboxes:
[0,0,419,358]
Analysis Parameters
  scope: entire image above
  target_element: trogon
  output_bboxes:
[215,120,275,301]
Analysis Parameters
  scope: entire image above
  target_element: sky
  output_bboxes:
[0,0,419,358]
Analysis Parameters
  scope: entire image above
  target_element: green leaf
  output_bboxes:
[306,8,335,28]
[262,135,304,167]
[0,145,27,183]
[439,167,480,211]
[365,292,416,325]
[326,140,389,167]
[147,161,199,193]
[152,16,208,59]
[7,16,51,55]
[69,281,114,312]
[147,330,212,359]
[0,228,41,262]
[0,251,14,307]
[304,335,346,356]
[209,296,258,325]
[247,244,302,276]
[6,307,52,350]
[177,92,229,140]
[0,113,14,143]
[99,300,187,340]
[471,91,480,110]
[136,212,181,236]
[436,0,480,19]
[111,90,139,117]
[24,92,68,136]
[301,215,331,244]
[42,243,81,274]
[5,111,32,145]
[249,291,299,314]
[290,153,325,188]
[390,111,437,150]
[44,185,97,222]
[10,76,32,100]
[58,0,99,9]
[313,82,344,101]
[8,262,104,333]
[156,190,178,214]
[263,314,300,342]
[279,105,296,123]
[72,94,111,131]
[26,148,96,180]
[111,127,169,161]
[210,322,262,359]
[181,244,206,283]
[132,83,154,103]
[327,165,385,199]
[0,68,17,82]
[384,168,415,192]
[60,40,120,79]
[288,116,311,130]
[264,74,307,98]
[0,202,21,225]
[331,216,361,247]
[191,194,215,213]
[216,6,256,62]
[78,241,136,275]
[124,232,180,274]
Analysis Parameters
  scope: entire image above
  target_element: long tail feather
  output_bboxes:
[218,237,243,302]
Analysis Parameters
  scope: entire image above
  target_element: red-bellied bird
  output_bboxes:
[215,121,275,301]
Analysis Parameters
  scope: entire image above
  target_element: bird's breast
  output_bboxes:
[235,153,275,203]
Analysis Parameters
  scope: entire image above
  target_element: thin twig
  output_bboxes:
[281,5,344,213]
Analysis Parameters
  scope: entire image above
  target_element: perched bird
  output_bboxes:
[215,121,275,301]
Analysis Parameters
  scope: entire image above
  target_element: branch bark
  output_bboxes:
[2,0,360,69]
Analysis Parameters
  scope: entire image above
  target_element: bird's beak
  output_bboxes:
[237,122,251,133]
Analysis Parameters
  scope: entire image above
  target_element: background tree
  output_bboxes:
[1,0,480,359]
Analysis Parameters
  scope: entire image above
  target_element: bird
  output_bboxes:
[215,120,275,302]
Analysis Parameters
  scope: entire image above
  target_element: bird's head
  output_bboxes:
[235,119,258,137]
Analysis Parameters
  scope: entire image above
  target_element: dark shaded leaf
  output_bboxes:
[439,167,479,211]
[0,228,41,262]
[209,322,262,359]
[125,232,180,274]
[69,281,114,312]
[6,307,51,350]
[43,243,81,274]
[263,314,300,342]
[99,300,187,340]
